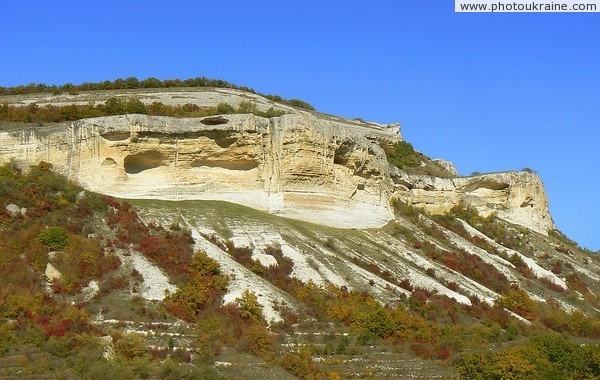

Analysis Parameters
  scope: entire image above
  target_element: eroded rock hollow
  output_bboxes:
[0,113,399,228]
[0,109,554,234]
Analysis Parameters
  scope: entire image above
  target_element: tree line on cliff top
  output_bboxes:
[0,76,314,110]
[0,98,286,123]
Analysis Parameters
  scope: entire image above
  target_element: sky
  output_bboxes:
[1,1,598,250]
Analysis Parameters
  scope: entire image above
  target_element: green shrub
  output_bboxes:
[126,97,148,114]
[381,141,421,169]
[236,290,264,323]
[287,98,314,110]
[114,333,148,360]
[280,347,317,378]
[104,97,126,115]
[237,100,257,114]
[215,103,235,114]
[39,226,69,249]
[258,106,285,118]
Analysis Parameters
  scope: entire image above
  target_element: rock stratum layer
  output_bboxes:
[0,89,554,234]
[393,169,554,235]
[0,113,400,228]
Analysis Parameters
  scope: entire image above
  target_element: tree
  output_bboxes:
[126,97,148,114]
[236,290,264,323]
[215,103,235,114]
[104,97,125,115]
[496,288,538,320]
[237,100,257,114]
[191,251,221,276]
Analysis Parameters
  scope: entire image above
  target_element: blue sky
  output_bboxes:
[1,1,598,250]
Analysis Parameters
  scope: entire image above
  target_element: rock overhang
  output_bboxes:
[0,92,555,235]
[0,113,400,229]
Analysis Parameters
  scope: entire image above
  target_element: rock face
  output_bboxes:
[0,113,399,229]
[432,158,459,176]
[0,89,555,234]
[5,203,27,216]
[393,171,555,235]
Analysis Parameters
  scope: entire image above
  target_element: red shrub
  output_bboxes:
[139,232,194,279]
[437,345,452,360]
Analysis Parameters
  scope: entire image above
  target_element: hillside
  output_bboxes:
[0,83,598,379]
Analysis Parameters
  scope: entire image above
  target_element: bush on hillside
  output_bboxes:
[39,226,69,250]
[381,141,421,169]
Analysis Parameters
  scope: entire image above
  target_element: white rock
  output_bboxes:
[5,204,23,216]
[0,112,398,230]
[432,158,459,176]
[396,171,555,235]
[127,252,176,301]
[45,263,63,292]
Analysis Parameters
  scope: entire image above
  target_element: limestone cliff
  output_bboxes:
[0,88,555,234]
[393,169,555,235]
[0,113,399,229]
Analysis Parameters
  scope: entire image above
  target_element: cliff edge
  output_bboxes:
[0,89,554,234]
[0,113,400,228]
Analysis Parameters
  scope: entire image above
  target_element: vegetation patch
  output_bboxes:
[1,162,598,378]
[382,141,457,178]
[38,226,69,250]
[0,76,315,112]
[381,141,421,169]
[0,97,286,124]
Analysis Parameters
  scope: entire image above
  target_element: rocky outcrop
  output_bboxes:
[432,158,459,176]
[0,113,400,229]
[0,88,555,234]
[393,171,555,235]
[5,203,27,216]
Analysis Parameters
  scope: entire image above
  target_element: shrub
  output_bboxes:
[195,316,230,360]
[163,273,228,322]
[243,324,276,360]
[496,288,538,320]
[381,141,421,169]
[565,272,589,293]
[114,333,148,360]
[236,290,264,324]
[425,268,436,278]
[489,347,538,380]
[0,86,296,123]
[280,347,317,378]
[258,106,285,118]
[287,98,315,110]
[126,97,148,114]
[418,240,509,293]
[191,251,221,276]
[39,226,69,249]
[163,251,228,322]
[215,102,235,114]
[104,97,126,115]
[237,100,257,114]
[456,351,491,379]
[139,232,194,279]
